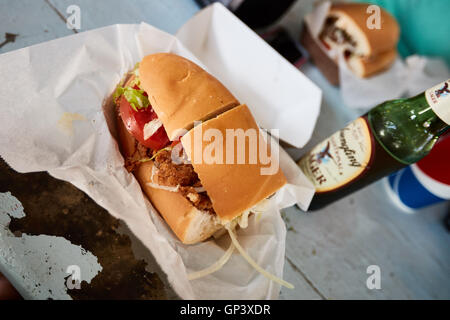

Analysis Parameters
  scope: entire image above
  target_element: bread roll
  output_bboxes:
[116,54,287,244]
[139,53,240,141]
[347,47,397,78]
[136,162,223,244]
[181,104,287,222]
[328,3,399,57]
[116,107,223,244]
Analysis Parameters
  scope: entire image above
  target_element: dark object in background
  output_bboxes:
[0,272,22,300]
[195,0,296,29]
[300,23,339,86]
[195,0,232,8]
[195,1,307,69]
[233,0,296,29]
[262,27,307,67]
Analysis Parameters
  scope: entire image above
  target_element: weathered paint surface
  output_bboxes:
[0,192,102,300]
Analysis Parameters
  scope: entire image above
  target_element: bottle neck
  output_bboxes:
[368,92,449,165]
[409,92,449,136]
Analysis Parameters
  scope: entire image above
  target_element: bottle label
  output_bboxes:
[425,79,450,125]
[298,117,373,193]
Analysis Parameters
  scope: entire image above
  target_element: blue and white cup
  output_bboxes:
[385,164,450,213]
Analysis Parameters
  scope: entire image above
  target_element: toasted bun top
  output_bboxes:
[139,53,239,141]
[328,3,399,57]
[181,104,287,222]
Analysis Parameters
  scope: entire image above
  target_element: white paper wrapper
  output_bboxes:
[305,1,450,110]
[177,4,322,148]
[0,4,316,299]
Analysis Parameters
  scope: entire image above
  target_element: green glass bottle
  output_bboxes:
[298,79,450,210]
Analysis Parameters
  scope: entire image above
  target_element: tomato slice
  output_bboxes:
[118,95,170,151]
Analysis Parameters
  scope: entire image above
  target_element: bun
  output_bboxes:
[116,108,222,244]
[347,47,397,78]
[328,3,399,57]
[303,3,400,82]
[181,104,287,222]
[136,162,222,244]
[117,54,287,243]
[139,53,239,141]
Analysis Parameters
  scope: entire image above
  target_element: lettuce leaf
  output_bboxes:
[128,76,141,88]
[113,86,125,102]
[113,74,150,112]
[123,87,150,111]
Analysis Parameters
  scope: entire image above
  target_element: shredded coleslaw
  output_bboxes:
[187,242,235,281]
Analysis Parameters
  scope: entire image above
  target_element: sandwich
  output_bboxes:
[302,2,400,82]
[113,53,291,287]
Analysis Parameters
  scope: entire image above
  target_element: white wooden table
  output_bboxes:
[1,0,449,300]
